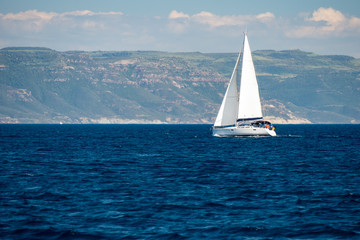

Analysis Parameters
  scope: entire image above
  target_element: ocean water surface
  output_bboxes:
[0,124,359,239]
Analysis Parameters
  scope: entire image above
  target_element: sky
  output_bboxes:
[1,0,360,57]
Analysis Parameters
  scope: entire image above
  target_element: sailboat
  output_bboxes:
[213,33,276,137]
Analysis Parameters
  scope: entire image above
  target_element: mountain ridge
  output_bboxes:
[1,47,359,124]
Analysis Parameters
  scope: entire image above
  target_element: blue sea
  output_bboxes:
[1,124,360,239]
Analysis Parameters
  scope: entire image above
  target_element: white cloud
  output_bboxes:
[256,12,275,23]
[2,9,57,21]
[349,17,360,28]
[166,10,276,34]
[1,9,123,21]
[62,10,123,17]
[309,7,345,27]
[192,11,243,27]
[0,10,57,32]
[0,10,123,32]
[168,10,189,19]
[190,11,275,28]
[287,7,360,38]
[167,11,190,34]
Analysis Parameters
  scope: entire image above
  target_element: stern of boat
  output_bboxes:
[266,129,277,136]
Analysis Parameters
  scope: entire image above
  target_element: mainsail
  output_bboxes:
[237,34,263,121]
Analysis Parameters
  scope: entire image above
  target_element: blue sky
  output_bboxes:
[1,0,360,56]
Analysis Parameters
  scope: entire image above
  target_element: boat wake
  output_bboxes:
[277,134,303,138]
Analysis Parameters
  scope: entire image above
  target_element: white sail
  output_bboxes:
[214,50,241,127]
[237,34,263,121]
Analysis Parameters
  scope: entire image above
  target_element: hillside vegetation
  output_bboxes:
[0,47,359,124]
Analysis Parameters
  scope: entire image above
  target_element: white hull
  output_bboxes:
[213,126,276,137]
